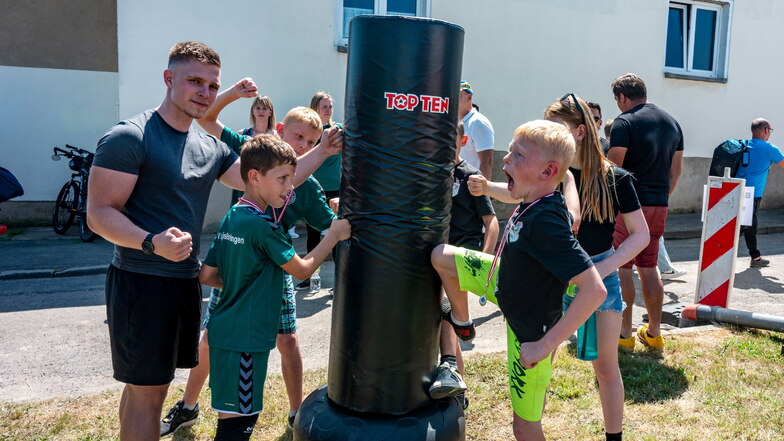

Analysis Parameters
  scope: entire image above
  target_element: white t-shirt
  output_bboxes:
[460,109,495,171]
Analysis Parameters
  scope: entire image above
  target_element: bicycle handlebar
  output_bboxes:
[65,144,93,156]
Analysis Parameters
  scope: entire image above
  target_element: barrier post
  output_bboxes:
[695,167,745,307]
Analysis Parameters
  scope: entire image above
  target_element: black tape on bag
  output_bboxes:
[329,15,464,415]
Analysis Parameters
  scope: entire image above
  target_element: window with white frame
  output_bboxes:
[665,1,732,80]
[335,0,431,48]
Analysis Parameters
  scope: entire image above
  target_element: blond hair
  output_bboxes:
[544,95,615,223]
[249,96,276,132]
[281,107,322,131]
[309,91,333,124]
[513,120,575,181]
[240,134,297,183]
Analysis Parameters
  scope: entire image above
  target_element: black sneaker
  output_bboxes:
[750,258,770,268]
[295,280,310,291]
[160,400,199,438]
[288,410,297,429]
[441,303,476,341]
[428,361,467,399]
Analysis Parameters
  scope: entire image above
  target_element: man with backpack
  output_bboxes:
[736,118,784,268]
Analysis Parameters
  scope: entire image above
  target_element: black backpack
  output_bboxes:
[709,139,749,177]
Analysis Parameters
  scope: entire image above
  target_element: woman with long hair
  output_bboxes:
[238,95,277,137]
[544,94,649,441]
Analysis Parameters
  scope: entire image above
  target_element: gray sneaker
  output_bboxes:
[428,362,467,399]
[160,400,199,438]
[750,258,770,268]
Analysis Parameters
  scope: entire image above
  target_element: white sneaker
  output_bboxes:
[660,269,687,280]
[288,226,299,238]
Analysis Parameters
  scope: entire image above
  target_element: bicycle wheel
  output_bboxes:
[53,181,78,234]
[78,216,98,242]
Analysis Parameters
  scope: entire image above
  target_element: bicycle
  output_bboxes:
[51,144,98,242]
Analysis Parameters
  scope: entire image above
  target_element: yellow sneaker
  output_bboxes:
[618,335,636,351]
[637,324,664,349]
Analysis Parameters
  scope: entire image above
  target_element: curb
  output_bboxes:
[0,264,108,281]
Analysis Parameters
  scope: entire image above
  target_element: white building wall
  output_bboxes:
[117,0,350,228]
[433,0,783,157]
[114,0,784,227]
[0,66,118,201]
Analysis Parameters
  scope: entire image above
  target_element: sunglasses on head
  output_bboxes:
[560,93,586,126]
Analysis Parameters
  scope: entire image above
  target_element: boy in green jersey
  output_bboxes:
[199,135,350,440]
[160,86,339,437]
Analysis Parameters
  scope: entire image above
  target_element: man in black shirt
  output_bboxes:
[608,73,684,350]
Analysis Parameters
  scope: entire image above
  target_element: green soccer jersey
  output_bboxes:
[204,204,296,352]
[268,177,336,240]
[221,126,252,205]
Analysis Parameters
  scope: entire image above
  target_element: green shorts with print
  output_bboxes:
[453,247,499,305]
[454,247,552,421]
[209,346,270,416]
[506,324,552,422]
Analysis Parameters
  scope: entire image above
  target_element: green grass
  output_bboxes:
[1,328,782,440]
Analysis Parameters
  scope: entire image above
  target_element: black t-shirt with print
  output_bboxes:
[449,160,495,249]
[609,103,684,206]
[496,193,593,343]
[571,166,640,256]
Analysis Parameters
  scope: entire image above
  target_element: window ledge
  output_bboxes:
[664,72,727,83]
[336,44,348,53]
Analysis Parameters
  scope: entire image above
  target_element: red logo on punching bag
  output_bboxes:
[384,92,449,114]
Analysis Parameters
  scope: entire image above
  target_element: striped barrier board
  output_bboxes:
[695,168,745,307]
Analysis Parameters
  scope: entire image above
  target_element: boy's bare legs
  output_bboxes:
[593,311,624,434]
[512,415,545,441]
[431,244,469,322]
[439,321,459,361]
[637,267,663,336]
[276,333,303,412]
[618,268,635,338]
[182,331,210,406]
[439,323,465,373]
[120,383,168,440]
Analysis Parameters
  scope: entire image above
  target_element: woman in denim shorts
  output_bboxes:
[545,95,650,441]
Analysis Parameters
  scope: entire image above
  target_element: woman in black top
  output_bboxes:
[545,94,649,440]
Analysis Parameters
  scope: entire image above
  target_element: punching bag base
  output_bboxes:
[293,386,465,441]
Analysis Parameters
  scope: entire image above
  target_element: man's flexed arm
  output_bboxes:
[87,166,193,262]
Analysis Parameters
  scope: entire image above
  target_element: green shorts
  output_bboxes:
[209,346,270,416]
[507,324,552,422]
[454,247,499,305]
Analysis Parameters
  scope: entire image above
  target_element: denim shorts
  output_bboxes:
[563,248,625,313]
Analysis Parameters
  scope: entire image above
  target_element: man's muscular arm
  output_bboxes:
[87,166,193,262]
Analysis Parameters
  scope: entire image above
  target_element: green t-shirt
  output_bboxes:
[204,205,296,352]
[311,122,343,192]
[221,126,251,205]
[312,153,341,192]
[268,177,336,239]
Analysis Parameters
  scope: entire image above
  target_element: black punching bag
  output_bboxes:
[293,15,466,441]
[331,14,464,414]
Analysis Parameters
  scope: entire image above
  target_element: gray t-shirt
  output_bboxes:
[94,109,238,278]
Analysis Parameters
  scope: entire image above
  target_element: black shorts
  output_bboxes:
[105,265,201,385]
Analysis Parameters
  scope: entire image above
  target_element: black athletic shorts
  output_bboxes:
[105,265,201,385]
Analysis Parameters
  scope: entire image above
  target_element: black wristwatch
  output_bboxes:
[141,233,156,255]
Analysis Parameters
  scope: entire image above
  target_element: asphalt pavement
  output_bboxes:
[1,209,784,403]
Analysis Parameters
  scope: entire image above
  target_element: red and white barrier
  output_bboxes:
[695,168,745,307]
